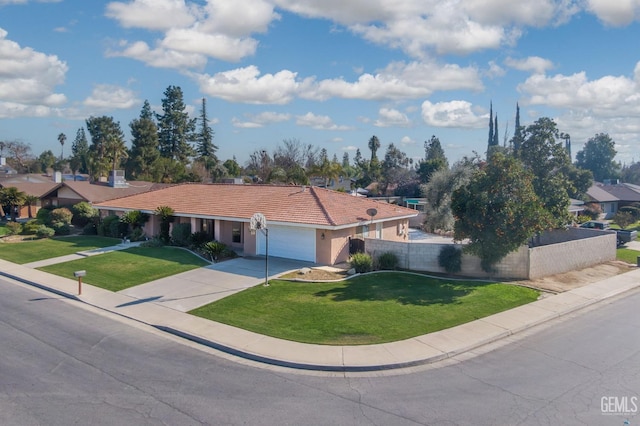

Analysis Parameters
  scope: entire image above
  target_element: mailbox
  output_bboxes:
[73,270,86,278]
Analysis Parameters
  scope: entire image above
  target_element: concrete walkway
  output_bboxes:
[2,251,640,371]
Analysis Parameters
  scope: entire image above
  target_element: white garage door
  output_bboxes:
[257,225,316,262]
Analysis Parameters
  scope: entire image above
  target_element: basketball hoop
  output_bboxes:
[250,212,266,234]
[250,213,269,286]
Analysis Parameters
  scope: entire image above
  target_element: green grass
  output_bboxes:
[0,223,7,237]
[617,247,640,264]
[38,246,208,292]
[190,272,539,345]
[0,235,121,264]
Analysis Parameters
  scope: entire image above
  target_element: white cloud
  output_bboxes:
[303,61,482,101]
[0,28,67,118]
[232,111,291,128]
[83,84,139,110]
[341,145,358,151]
[295,112,352,130]
[519,63,640,163]
[586,0,640,26]
[161,29,258,62]
[274,0,577,58]
[421,100,487,128]
[106,0,278,68]
[194,66,305,104]
[374,108,411,127]
[505,56,554,74]
[399,136,416,145]
[519,69,640,115]
[105,0,196,31]
[107,40,207,70]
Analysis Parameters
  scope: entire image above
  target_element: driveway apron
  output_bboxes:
[118,257,312,312]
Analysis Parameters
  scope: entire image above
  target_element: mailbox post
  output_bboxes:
[73,270,86,295]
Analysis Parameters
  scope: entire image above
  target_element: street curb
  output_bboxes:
[3,268,640,372]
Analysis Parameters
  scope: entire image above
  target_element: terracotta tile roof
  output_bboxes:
[57,180,172,203]
[94,183,418,228]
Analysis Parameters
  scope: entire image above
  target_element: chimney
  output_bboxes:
[54,171,62,183]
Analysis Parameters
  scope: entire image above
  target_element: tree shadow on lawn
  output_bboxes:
[313,278,491,306]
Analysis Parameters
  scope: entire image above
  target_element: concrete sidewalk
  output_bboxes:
[2,257,640,372]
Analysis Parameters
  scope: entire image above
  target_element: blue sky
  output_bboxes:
[1,0,640,167]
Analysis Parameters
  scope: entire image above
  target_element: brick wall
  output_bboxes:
[365,230,617,280]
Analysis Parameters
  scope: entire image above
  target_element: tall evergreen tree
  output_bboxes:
[71,127,89,174]
[156,86,196,163]
[493,115,499,146]
[85,116,127,180]
[488,101,494,149]
[418,135,449,183]
[128,100,160,180]
[195,98,218,163]
[511,103,524,152]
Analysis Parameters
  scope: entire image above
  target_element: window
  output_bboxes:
[376,223,382,239]
[232,224,242,243]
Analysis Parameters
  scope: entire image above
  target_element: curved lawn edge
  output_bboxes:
[190,271,540,346]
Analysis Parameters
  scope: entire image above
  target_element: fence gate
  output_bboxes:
[349,237,365,255]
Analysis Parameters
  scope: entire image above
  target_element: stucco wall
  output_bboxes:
[365,230,617,280]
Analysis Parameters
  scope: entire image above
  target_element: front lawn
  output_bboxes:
[38,246,208,292]
[190,273,539,345]
[617,247,640,264]
[0,235,121,264]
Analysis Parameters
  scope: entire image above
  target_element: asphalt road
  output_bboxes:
[1,277,639,425]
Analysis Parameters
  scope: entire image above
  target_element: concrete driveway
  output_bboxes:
[118,256,313,312]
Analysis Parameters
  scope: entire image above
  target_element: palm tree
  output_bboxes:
[154,205,174,244]
[24,195,39,219]
[0,187,27,221]
[58,133,66,161]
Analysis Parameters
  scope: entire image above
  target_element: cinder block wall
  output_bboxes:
[528,233,617,279]
[365,230,617,280]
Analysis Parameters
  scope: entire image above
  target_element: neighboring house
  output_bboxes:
[586,182,640,218]
[0,181,58,218]
[93,184,418,265]
[40,180,170,208]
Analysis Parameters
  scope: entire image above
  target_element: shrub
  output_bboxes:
[120,210,149,229]
[5,221,22,235]
[613,211,635,229]
[619,206,640,221]
[50,207,73,226]
[98,215,122,238]
[35,225,55,238]
[71,202,98,226]
[575,214,592,224]
[203,241,227,261]
[129,227,146,242]
[350,252,372,273]
[582,203,602,220]
[377,251,399,270]
[190,231,211,248]
[52,222,71,235]
[22,219,40,235]
[83,222,98,235]
[171,223,192,247]
[36,207,52,226]
[438,245,462,274]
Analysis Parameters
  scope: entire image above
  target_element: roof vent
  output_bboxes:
[108,170,128,188]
